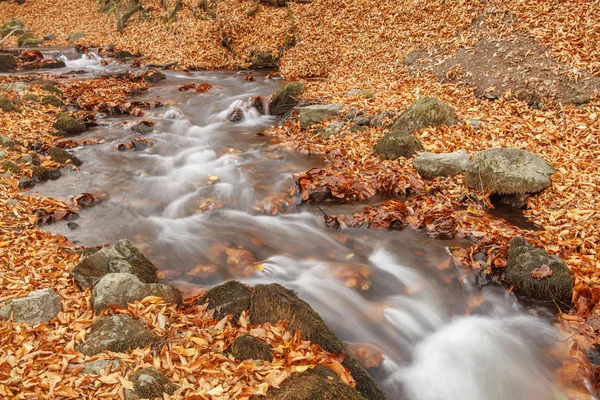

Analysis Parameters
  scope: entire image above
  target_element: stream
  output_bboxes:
[25,49,565,400]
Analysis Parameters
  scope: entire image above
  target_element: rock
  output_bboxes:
[505,237,573,303]
[249,50,279,69]
[227,334,273,362]
[197,280,251,322]
[70,239,158,288]
[22,94,37,101]
[319,121,345,140]
[374,97,458,159]
[48,146,82,166]
[53,113,87,136]
[413,149,470,180]
[299,104,342,129]
[0,149,6,159]
[41,60,66,69]
[0,53,17,71]
[0,97,20,112]
[67,221,78,230]
[349,124,367,134]
[40,83,63,97]
[115,49,135,59]
[250,284,386,400]
[43,33,56,41]
[76,315,162,356]
[464,148,555,194]
[1,18,24,38]
[259,365,365,400]
[130,368,177,399]
[269,82,305,117]
[81,359,125,375]
[227,107,244,122]
[2,81,29,93]
[92,273,182,311]
[18,176,35,189]
[130,120,154,134]
[467,119,482,130]
[40,94,65,108]
[353,116,370,126]
[32,165,50,181]
[139,68,165,83]
[18,152,40,165]
[17,32,43,47]
[249,95,265,115]
[67,32,85,43]
[369,110,394,128]
[0,288,62,325]
[0,133,14,147]
[494,193,532,209]
[2,160,20,173]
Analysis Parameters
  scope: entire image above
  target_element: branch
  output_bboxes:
[0,28,22,47]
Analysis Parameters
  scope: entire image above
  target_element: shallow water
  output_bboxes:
[25,49,567,399]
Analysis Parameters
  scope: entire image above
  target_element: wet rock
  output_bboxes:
[0,53,17,71]
[319,121,345,140]
[250,283,386,400]
[258,365,364,400]
[40,94,65,108]
[81,359,125,375]
[249,95,265,115]
[197,280,251,322]
[0,288,62,325]
[17,32,43,47]
[53,113,87,136]
[115,49,135,59]
[299,104,342,129]
[413,149,470,180]
[139,68,165,83]
[226,334,273,362]
[92,273,182,311]
[464,148,555,194]
[130,368,177,399]
[48,146,82,166]
[249,50,279,69]
[130,120,154,135]
[70,239,158,288]
[494,193,532,209]
[505,236,573,303]
[0,17,24,38]
[67,32,85,43]
[227,107,244,122]
[0,97,21,113]
[32,165,50,181]
[18,176,35,189]
[269,81,305,117]
[67,221,79,230]
[76,315,161,356]
[41,60,66,69]
[374,97,458,159]
[0,133,14,147]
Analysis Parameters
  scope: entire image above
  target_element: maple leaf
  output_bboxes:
[531,264,553,279]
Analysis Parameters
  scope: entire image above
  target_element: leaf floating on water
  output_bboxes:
[531,264,553,279]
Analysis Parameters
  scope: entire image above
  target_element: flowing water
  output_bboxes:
[23,49,569,399]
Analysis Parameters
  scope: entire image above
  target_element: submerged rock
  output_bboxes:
[227,107,244,122]
[269,81,305,117]
[129,368,177,399]
[374,97,458,159]
[0,288,62,325]
[76,315,162,356]
[505,236,572,303]
[413,149,469,180]
[226,334,273,362]
[197,280,251,322]
[48,146,83,166]
[41,60,66,69]
[70,239,158,287]
[464,148,555,194]
[92,273,182,311]
[0,53,17,71]
[130,120,154,134]
[299,104,342,129]
[249,95,265,115]
[53,113,87,136]
[259,365,364,400]
[139,68,165,83]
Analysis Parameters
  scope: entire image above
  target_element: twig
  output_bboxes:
[0,28,21,46]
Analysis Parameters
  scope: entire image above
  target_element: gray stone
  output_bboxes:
[0,149,6,159]
[467,119,482,130]
[345,89,374,98]
[18,153,40,165]
[48,146,82,166]
[67,32,85,43]
[505,237,572,303]
[130,368,177,399]
[2,82,30,93]
[92,273,182,311]
[319,121,344,140]
[0,288,62,325]
[76,315,162,356]
[413,149,470,180]
[269,82,305,117]
[369,110,394,128]
[374,97,458,159]
[465,148,555,194]
[43,33,57,41]
[352,116,370,126]
[18,176,35,189]
[0,133,14,148]
[299,104,342,129]
[81,359,125,374]
[70,239,158,288]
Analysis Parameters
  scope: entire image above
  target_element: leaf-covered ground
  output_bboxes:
[1,0,600,398]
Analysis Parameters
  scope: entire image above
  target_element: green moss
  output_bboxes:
[40,95,65,108]
[17,32,43,48]
[22,94,38,102]
[227,334,273,362]
[40,83,63,97]
[2,160,20,173]
[269,81,305,117]
[53,113,86,136]
[0,97,20,113]
[197,280,252,322]
[0,17,24,38]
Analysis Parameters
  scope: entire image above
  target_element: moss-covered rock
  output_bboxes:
[2,160,20,173]
[249,50,279,69]
[0,133,14,148]
[0,17,24,38]
[40,83,63,97]
[227,334,273,362]
[464,148,555,195]
[53,113,87,136]
[48,146,82,166]
[22,94,38,102]
[374,97,458,159]
[269,82,305,117]
[115,49,135,59]
[17,32,43,48]
[130,368,177,399]
[0,97,20,112]
[0,53,17,71]
[197,280,251,322]
[257,365,365,400]
[298,104,342,129]
[18,152,40,165]
[40,94,65,108]
[505,236,573,303]
[41,60,66,69]
[67,32,85,43]
[31,165,50,181]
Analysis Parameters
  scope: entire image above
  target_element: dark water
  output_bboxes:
[23,49,566,400]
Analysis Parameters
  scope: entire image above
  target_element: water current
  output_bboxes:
[23,49,569,400]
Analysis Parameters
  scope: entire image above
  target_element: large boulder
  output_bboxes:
[269,82,305,117]
[0,53,17,71]
[374,97,458,159]
[92,273,182,311]
[197,280,251,322]
[129,368,177,399]
[0,288,62,325]
[413,149,470,180]
[505,237,572,303]
[76,315,162,356]
[53,113,87,136]
[258,365,365,400]
[226,334,273,362]
[464,148,555,194]
[70,239,158,288]
[299,104,342,129]
[139,68,165,83]
[48,146,83,166]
